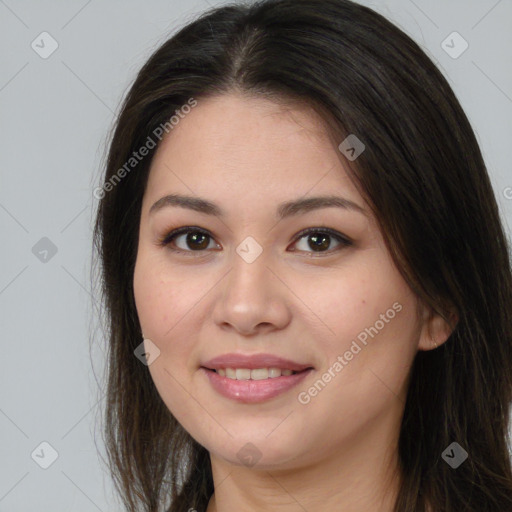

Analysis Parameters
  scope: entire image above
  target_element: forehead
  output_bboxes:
[145,93,365,212]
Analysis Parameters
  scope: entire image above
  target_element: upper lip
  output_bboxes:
[201,353,314,372]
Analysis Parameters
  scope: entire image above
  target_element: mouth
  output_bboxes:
[199,353,314,402]
[201,353,314,374]
[200,366,314,403]
[202,367,312,380]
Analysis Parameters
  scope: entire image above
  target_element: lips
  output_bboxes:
[201,352,314,372]
[201,366,314,403]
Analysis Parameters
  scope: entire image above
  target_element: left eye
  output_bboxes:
[158,226,352,256]
[291,228,352,254]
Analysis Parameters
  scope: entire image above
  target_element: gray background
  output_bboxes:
[1,0,511,510]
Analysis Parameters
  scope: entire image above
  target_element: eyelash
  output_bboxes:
[157,226,353,257]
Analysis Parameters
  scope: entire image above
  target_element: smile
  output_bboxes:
[201,367,313,403]
[213,367,298,379]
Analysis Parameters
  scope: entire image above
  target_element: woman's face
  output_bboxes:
[133,93,436,471]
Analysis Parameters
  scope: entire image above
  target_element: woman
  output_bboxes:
[92,0,512,510]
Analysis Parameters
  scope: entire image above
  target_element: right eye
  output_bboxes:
[158,226,220,255]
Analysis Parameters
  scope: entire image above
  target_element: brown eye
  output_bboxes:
[159,226,352,257]
[290,228,352,254]
[179,231,210,250]
[159,227,218,254]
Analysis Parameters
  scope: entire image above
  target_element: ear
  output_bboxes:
[417,302,459,351]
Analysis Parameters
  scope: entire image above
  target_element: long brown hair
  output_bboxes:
[92,0,512,510]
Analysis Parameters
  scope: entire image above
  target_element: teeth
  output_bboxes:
[268,368,282,378]
[235,368,251,380]
[215,367,297,380]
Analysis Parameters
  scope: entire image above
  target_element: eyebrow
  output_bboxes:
[149,193,367,219]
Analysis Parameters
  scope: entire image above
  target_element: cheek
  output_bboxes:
[133,255,199,415]
[133,252,192,336]
[304,255,419,397]
[133,252,213,371]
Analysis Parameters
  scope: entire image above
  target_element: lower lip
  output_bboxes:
[200,367,313,403]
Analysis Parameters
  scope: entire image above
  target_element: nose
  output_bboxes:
[211,251,292,336]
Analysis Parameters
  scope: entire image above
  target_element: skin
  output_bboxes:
[133,92,455,512]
